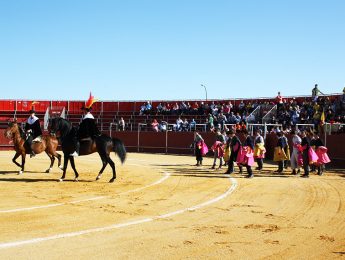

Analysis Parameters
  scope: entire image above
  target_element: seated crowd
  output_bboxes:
[136,88,345,133]
[272,90,345,132]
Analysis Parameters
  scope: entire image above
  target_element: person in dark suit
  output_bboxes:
[70,93,101,157]
[242,130,254,178]
[225,129,242,174]
[25,109,43,157]
[300,130,311,178]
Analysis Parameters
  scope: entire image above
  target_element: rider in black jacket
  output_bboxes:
[25,109,43,157]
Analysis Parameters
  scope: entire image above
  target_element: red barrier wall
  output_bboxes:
[1,128,344,167]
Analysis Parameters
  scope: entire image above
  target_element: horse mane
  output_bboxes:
[18,123,25,138]
[57,117,74,138]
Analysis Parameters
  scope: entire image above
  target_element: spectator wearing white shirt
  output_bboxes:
[118,117,125,131]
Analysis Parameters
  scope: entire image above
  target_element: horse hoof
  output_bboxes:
[58,178,64,182]
[74,178,79,182]
[18,171,23,175]
[109,178,115,183]
[96,175,102,180]
[45,168,52,173]
[59,165,64,170]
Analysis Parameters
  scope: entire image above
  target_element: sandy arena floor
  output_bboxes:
[0,151,344,259]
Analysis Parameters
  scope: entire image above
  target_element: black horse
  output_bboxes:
[49,117,126,182]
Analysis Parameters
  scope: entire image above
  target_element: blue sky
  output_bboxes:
[0,0,344,101]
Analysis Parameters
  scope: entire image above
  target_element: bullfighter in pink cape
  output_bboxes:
[313,133,331,175]
[237,130,254,178]
[192,131,208,166]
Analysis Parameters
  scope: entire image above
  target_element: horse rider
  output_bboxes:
[70,93,101,156]
[25,109,43,157]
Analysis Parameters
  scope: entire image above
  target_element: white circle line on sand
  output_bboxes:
[0,177,238,249]
[0,172,170,214]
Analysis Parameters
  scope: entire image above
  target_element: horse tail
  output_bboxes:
[112,138,126,164]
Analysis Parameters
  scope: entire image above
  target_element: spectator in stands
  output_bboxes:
[165,103,171,114]
[118,117,125,131]
[151,119,159,132]
[276,91,283,105]
[139,103,146,115]
[312,110,321,129]
[145,101,152,114]
[180,101,187,114]
[25,109,43,157]
[203,102,210,115]
[181,118,189,131]
[186,102,191,113]
[291,107,300,125]
[228,112,236,124]
[312,84,325,102]
[235,113,241,124]
[211,102,218,116]
[241,112,248,123]
[223,101,232,115]
[197,102,204,115]
[240,121,247,131]
[174,117,183,131]
[238,100,245,113]
[217,112,227,130]
[172,103,179,115]
[159,120,168,132]
[326,109,334,122]
[190,118,196,131]
[191,102,199,114]
[341,87,345,111]
[156,103,163,114]
[207,113,214,131]
[210,101,216,111]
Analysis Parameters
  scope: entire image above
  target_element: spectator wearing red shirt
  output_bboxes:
[151,119,159,132]
[276,92,283,104]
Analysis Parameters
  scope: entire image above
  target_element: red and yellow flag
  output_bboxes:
[85,92,98,109]
[320,111,325,126]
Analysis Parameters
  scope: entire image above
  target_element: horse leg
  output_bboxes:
[59,154,69,182]
[106,155,116,183]
[20,153,26,175]
[12,152,21,168]
[56,153,63,170]
[45,151,54,173]
[69,156,79,182]
[96,154,108,180]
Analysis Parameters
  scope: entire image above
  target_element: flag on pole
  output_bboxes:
[320,111,325,126]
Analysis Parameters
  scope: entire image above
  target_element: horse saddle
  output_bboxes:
[33,136,42,143]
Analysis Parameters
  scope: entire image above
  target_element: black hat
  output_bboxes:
[81,106,92,111]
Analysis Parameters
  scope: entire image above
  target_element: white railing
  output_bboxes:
[247,105,260,123]
[262,105,277,124]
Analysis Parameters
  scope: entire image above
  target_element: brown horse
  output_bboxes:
[4,121,62,174]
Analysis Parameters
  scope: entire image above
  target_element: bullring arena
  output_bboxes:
[0,150,344,259]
